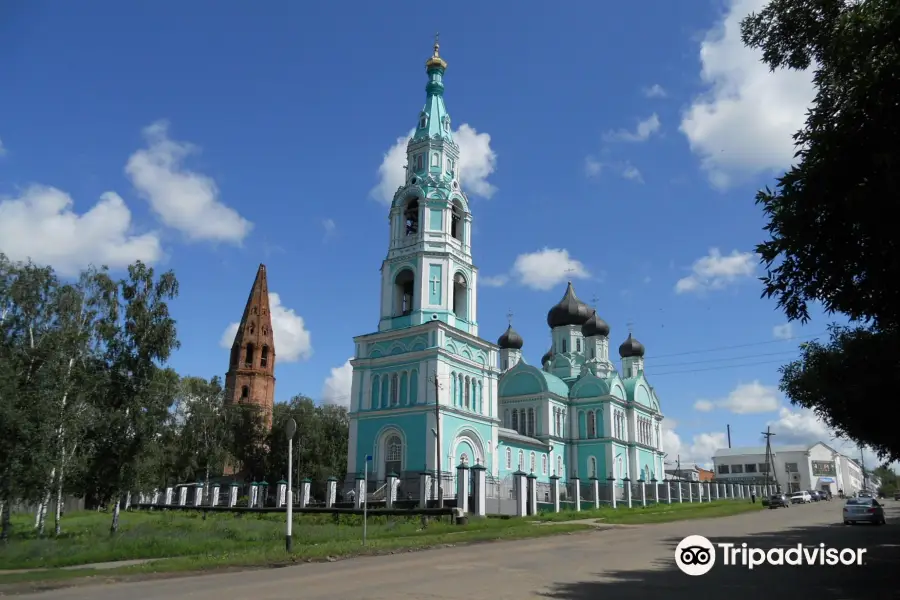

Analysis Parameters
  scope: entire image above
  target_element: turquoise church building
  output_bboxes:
[345,41,666,502]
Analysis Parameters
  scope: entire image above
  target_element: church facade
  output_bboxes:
[346,42,665,497]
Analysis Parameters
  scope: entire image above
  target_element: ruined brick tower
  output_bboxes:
[224,264,276,431]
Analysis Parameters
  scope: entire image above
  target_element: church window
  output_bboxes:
[450,201,464,241]
[587,411,596,438]
[415,154,424,171]
[530,452,536,474]
[452,273,468,320]
[518,450,525,471]
[431,153,439,167]
[240,385,249,401]
[229,346,239,367]
[249,324,254,335]
[464,376,470,408]
[511,409,519,432]
[542,455,548,475]
[393,269,415,316]
[260,345,269,368]
[590,347,595,359]
[244,343,255,367]
[390,374,400,406]
[262,326,268,336]
[505,447,512,469]
[503,359,508,370]
[557,456,563,477]
[589,456,597,478]
[404,198,419,236]
[447,157,455,176]
[419,114,428,129]
[561,339,567,353]
[527,408,535,437]
[385,434,402,475]
[444,117,450,132]
[576,339,581,352]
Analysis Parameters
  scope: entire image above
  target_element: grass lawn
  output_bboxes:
[536,499,764,524]
[0,510,589,586]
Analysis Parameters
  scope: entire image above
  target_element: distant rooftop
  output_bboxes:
[713,444,811,458]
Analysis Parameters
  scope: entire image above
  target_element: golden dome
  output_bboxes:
[425,33,447,70]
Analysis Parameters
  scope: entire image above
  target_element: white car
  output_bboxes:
[790,491,812,504]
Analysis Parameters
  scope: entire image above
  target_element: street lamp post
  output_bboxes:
[285,418,297,552]
[363,454,373,545]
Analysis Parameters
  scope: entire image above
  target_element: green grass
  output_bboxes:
[535,499,764,524]
[0,510,588,578]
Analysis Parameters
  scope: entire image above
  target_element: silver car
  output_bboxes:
[843,497,886,525]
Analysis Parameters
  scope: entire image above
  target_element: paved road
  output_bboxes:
[25,500,900,599]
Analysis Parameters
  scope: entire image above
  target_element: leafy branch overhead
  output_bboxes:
[743,0,900,461]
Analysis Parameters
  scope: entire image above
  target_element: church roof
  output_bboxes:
[498,360,570,398]
[412,37,454,145]
[618,333,645,358]
[497,324,524,350]
[582,310,610,337]
[547,282,592,328]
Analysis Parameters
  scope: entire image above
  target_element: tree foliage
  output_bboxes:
[743,0,900,461]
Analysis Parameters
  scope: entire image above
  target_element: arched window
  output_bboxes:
[229,346,239,367]
[390,374,400,406]
[385,434,402,475]
[450,200,464,241]
[419,114,427,129]
[404,198,419,236]
[518,450,525,471]
[431,153,439,167]
[527,408,535,437]
[576,339,581,352]
[562,339,567,353]
[240,385,249,401]
[587,411,596,438]
[542,455,548,474]
[557,456,564,477]
[511,409,519,432]
[249,324,255,335]
[244,343,255,367]
[394,270,415,316]
[464,375,470,408]
[260,345,269,368]
[589,457,597,478]
[530,452,536,474]
[452,273,468,320]
[505,447,512,469]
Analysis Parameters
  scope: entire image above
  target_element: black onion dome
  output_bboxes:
[541,348,554,364]
[618,333,646,358]
[581,310,610,338]
[547,282,592,328]
[497,325,524,350]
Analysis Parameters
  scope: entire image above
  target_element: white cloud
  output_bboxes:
[370,124,497,204]
[675,248,757,293]
[512,248,590,291]
[480,274,509,287]
[322,358,353,407]
[603,114,661,143]
[767,406,898,470]
[680,0,815,189]
[584,157,643,182]
[644,84,667,98]
[662,419,727,469]
[694,381,781,414]
[773,323,793,340]
[219,292,312,362]
[0,185,163,277]
[125,120,252,244]
[322,218,336,239]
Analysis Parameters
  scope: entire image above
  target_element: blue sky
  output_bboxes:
[0,1,882,467]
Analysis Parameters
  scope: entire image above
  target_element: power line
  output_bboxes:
[644,331,827,360]
[651,348,802,369]
[650,357,793,377]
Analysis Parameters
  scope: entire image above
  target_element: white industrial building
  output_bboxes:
[712,442,867,495]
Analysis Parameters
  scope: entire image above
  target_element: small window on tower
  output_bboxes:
[249,324,254,335]
[415,154,424,171]
[240,385,249,401]
[419,115,428,129]
[244,343,255,367]
[444,118,450,132]
[431,153,439,167]
[576,339,581,352]
[450,200,464,241]
[404,198,419,236]
[260,345,269,368]
[447,158,455,176]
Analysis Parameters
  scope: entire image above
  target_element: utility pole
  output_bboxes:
[762,426,776,493]
[859,445,867,492]
[675,454,681,480]
[430,369,444,508]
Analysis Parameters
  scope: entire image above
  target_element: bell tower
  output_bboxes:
[224,264,276,430]
[378,35,479,336]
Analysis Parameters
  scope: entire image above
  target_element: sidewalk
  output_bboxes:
[0,557,165,575]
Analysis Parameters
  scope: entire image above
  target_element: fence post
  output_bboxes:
[513,471,527,517]
[386,472,399,509]
[277,480,287,507]
[571,476,581,512]
[325,477,337,508]
[590,477,600,509]
[228,482,239,507]
[419,471,432,509]
[652,478,659,504]
[211,484,221,507]
[526,473,538,516]
[456,463,470,513]
[299,478,311,508]
[550,475,561,513]
[640,479,647,507]
[354,472,365,509]
[623,478,632,508]
[470,464,487,517]
[607,476,617,509]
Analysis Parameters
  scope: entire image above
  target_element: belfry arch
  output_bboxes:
[394,269,415,316]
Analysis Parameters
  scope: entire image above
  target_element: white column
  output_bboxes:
[178,487,188,506]
[354,475,365,509]
[300,480,311,507]
[550,476,561,513]
[608,477,618,509]
[471,465,487,517]
[527,475,538,516]
[228,484,239,507]
[165,487,174,506]
[325,478,337,508]
[277,482,287,507]
[624,478,633,508]
[386,473,399,509]
[571,477,581,512]
[211,485,221,507]
[677,482,683,503]
[640,481,647,507]
[419,472,432,508]
[514,472,527,517]
[456,464,470,513]
[249,485,259,508]
[591,478,600,509]
[193,484,203,507]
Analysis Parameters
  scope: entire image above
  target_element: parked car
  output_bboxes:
[819,490,833,501]
[843,497,886,525]
[893,491,900,501]
[768,493,790,509]
[808,490,821,502]
[790,491,813,504]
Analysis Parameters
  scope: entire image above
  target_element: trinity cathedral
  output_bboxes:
[343,41,666,494]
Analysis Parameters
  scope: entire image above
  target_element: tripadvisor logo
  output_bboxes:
[675,535,867,576]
